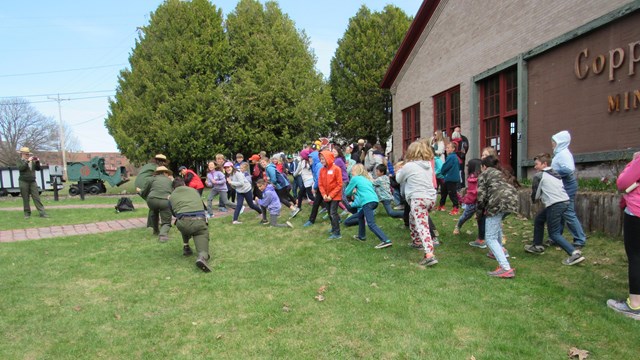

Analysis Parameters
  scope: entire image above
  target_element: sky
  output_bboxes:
[0,0,421,153]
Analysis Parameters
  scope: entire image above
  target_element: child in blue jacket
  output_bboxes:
[438,142,461,215]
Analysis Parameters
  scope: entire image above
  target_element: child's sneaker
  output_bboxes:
[232,220,242,225]
[487,248,510,259]
[449,207,459,216]
[374,240,392,249]
[487,266,515,278]
[418,255,438,266]
[524,244,545,254]
[501,234,507,245]
[433,238,440,247]
[327,233,342,240]
[606,299,640,320]
[286,221,294,228]
[290,207,301,219]
[352,235,366,241]
[562,250,585,266]
[408,242,424,250]
[303,220,313,227]
[452,226,460,235]
[468,239,487,249]
[437,206,446,212]
[260,218,269,225]
[219,207,228,212]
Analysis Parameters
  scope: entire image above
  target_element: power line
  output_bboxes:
[69,113,108,126]
[0,95,113,105]
[0,64,127,78]
[0,90,114,99]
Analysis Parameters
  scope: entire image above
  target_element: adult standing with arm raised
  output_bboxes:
[16,147,48,219]
[607,152,640,320]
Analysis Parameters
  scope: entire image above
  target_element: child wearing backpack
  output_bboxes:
[345,164,393,248]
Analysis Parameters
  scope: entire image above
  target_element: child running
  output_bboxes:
[372,164,403,218]
[396,141,439,266]
[205,161,235,215]
[476,156,519,278]
[318,150,343,239]
[345,164,393,249]
[255,179,294,228]
[438,141,461,214]
[225,161,262,224]
[453,159,481,236]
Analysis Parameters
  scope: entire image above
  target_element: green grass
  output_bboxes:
[0,207,636,359]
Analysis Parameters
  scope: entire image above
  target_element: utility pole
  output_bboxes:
[48,94,70,180]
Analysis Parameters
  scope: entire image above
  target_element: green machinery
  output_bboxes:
[66,157,129,195]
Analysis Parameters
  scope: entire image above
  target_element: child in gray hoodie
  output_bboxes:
[396,141,439,266]
[525,153,585,266]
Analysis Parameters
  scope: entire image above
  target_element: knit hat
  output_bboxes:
[300,148,311,160]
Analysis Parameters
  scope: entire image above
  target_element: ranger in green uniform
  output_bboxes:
[135,154,168,233]
[140,166,173,242]
[16,147,48,219]
[169,177,212,273]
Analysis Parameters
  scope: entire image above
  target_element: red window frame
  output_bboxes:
[479,67,518,166]
[433,86,460,137]
[402,103,420,154]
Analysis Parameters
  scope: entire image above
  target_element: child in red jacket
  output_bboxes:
[318,150,343,239]
[453,159,482,239]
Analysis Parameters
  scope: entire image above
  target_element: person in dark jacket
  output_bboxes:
[16,147,47,219]
[169,177,211,273]
[438,142,461,215]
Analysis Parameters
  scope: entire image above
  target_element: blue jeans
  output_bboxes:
[233,191,262,221]
[456,203,476,229]
[561,198,587,246]
[358,202,389,242]
[392,189,402,206]
[485,213,510,270]
[533,201,575,255]
[381,200,403,218]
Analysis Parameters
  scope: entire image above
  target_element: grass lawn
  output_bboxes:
[0,205,636,359]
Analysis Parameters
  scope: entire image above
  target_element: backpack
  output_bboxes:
[115,197,135,212]
[275,171,290,188]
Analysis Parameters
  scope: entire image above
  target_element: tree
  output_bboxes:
[225,0,333,154]
[0,98,58,166]
[330,5,411,146]
[105,0,231,168]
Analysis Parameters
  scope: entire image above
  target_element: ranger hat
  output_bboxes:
[154,166,172,175]
[154,154,167,160]
[18,147,31,154]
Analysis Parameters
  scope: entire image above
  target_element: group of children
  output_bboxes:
[194,131,587,279]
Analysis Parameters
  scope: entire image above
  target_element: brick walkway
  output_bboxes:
[0,204,147,211]
[0,218,148,243]
[0,205,236,243]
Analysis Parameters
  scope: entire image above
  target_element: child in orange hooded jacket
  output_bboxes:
[318,150,343,239]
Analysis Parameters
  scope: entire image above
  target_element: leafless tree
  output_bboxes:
[0,98,58,166]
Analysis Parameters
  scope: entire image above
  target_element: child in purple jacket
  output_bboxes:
[205,161,235,215]
[255,179,293,228]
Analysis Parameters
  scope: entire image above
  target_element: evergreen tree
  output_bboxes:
[330,5,411,146]
[225,0,333,154]
[105,0,230,168]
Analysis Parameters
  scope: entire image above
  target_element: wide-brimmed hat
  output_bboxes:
[18,147,31,154]
[357,139,365,145]
[154,166,172,175]
[154,154,167,160]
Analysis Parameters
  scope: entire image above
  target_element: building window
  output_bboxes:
[479,66,518,169]
[402,103,420,153]
[433,86,460,137]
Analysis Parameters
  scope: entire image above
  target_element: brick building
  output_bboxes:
[38,151,136,175]
[382,0,640,178]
